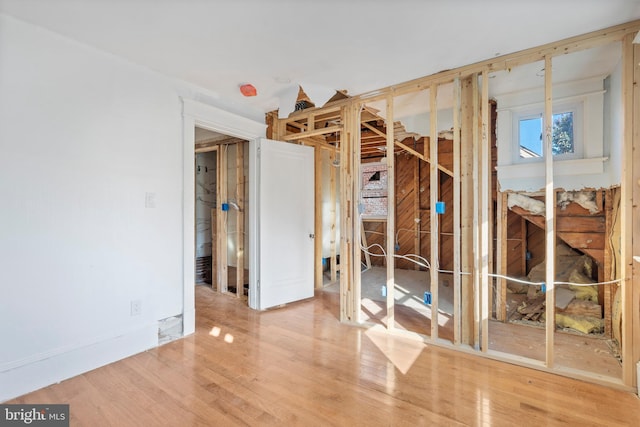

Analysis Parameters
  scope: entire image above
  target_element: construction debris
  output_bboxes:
[507,243,603,335]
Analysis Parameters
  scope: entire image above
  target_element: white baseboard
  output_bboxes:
[0,324,158,402]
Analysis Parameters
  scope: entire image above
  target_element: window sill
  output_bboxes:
[496,157,608,180]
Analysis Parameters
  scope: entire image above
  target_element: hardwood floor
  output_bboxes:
[9,286,640,426]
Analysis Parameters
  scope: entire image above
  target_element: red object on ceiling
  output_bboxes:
[240,84,257,97]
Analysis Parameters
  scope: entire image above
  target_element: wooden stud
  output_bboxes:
[361,220,372,270]
[521,217,528,274]
[429,85,439,340]
[235,142,245,298]
[631,41,640,386]
[453,77,462,344]
[352,104,363,324]
[496,190,508,321]
[488,102,495,321]
[386,96,396,329]
[460,75,476,346]
[314,143,324,289]
[209,147,219,291]
[329,149,338,282]
[472,74,480,349]
[604,189,613,338]
[339,106,352,322]
[217,145,228,294]
[480,70,490,352]
[620,33,637,387]
[414,146,421,271]
[544,55,556,368]
[211,207,217,290]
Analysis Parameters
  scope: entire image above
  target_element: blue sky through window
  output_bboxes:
[519,117,543,157]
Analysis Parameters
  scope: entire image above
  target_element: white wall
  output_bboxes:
[0,14,261,401]
[605,58,623,185]
[495,76,616,192]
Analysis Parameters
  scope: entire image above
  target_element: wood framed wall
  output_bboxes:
[268,20,640,391]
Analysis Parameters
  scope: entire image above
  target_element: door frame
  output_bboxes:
[181,99,266,336]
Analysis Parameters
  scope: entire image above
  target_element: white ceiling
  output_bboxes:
[1,0,639,120]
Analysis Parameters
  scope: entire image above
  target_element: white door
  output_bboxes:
[249,138,315,310]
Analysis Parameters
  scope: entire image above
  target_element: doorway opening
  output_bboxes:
[195,126,250,302]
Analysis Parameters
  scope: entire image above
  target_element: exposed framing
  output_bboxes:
[182,99,265,335]
[268,20,640,391]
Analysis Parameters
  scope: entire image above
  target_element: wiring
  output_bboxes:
[360,238,621,288]
[360,242,431,269]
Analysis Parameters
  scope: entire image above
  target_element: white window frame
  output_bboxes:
[495,76,607,190]
[512,100,584,164]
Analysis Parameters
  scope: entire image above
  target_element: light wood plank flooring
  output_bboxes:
[9,286,640,426]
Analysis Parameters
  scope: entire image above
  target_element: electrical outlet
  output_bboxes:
[130,300,142,316]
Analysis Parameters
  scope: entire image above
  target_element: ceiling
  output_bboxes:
[1,0,639,123]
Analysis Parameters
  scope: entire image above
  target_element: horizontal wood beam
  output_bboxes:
[195,137,245,152]
[361,123,453,176]
[278,19,640,121]
[282,125,342,141]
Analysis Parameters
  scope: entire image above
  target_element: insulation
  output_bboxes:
[507,193,545,215]
[551,313,604,334]
[557,190,600,214]
[507,190,601,217]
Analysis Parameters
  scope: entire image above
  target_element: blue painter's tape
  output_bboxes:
[435,201,445,214]
[381,285,387,297]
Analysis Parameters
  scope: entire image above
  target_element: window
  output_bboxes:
[512,101,582,163]
[495,76,608,187]
[518,111,575,158]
